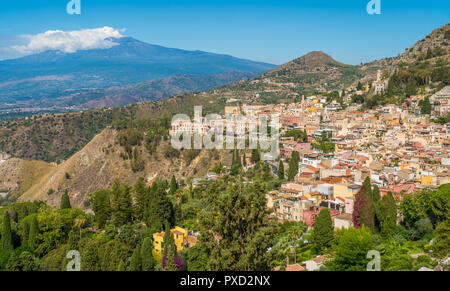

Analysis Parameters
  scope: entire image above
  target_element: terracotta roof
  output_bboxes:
[286,264,305,271]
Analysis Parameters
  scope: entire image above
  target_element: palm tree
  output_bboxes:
[74,217,86,239]
[287,226,304,264]
[273,236,292,267]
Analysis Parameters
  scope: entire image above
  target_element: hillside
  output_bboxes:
[17,128,229,208]
[0,158,54,201]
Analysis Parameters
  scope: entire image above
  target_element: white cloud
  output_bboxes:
[11,26,124,55]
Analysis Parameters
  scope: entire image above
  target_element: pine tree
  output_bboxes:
[92,189,111,228]
[163,223,178,271]
[133,178,147,222]
[28,215,39,250]
[278,159,285,180]
[312,208,334,251]
[1,212,13,252]
[117,185,133,226]
[130,245,142,271]
[141,237,155,271]
[147,184,174,229]
[170,175,178,195]
[60,190,72,209]
[288,151,299,181]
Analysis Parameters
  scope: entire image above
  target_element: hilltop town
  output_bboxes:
[0,23,448,272]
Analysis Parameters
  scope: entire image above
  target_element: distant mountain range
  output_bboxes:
[0,37,275,112]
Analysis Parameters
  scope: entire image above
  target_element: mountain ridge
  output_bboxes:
[0,36,276,111]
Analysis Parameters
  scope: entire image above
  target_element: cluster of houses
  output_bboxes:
[166,84,449,270]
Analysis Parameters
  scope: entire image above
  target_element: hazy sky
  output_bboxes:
[0,0,448,64]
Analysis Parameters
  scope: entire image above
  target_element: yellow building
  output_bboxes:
[153,226,188,254]
[420,176,434,186]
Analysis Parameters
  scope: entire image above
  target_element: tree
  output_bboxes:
[352,177,376,233]
[372,185,381,202]
[197,178,274,271]
[381,211,396,237]
[81,240,101,271]
[1,212,13,252]
[60,190,72,209]
[357,81,363,91]
[278,160,285,180]
[419,97,432,114]
[6,253,21,271]
[242,152,247,167]
[28,215,39,250]
[117,260,126,271]
[163,223,178,271]
[170,175,178,195]
[251,148,261,164]
[117,185,133,226]
[133,178,147,222]
[326,226,375,271]
[312,208,334,251]
[287,226,303,264]
[18,251,39,271]
[432,219,450,258]
[130,245,142,271]
[376,191,397,237]
[287,151,299,181]
[146,183,174,229]
[91,189,111,228]
[141,237,155,271]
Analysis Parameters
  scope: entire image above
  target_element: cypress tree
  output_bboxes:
[170,175,178,195]
[163,223,178,271]
[141,237,155,271]
[60,190,72,209]
[288,151,299,181]
[312,208,334,251]
[130,245,142,271]
[251,148,260,164]
[372,185,381,202]
[28,215,39,250]
[353,177,376,233]
[278,160,285,180]
[1,212,13,252]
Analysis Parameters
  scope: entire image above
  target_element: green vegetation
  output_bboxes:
[287,151,299,181]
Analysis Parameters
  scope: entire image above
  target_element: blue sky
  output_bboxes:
[0,0,448,64]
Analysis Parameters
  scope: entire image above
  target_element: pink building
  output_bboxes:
[302,206,341,227]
